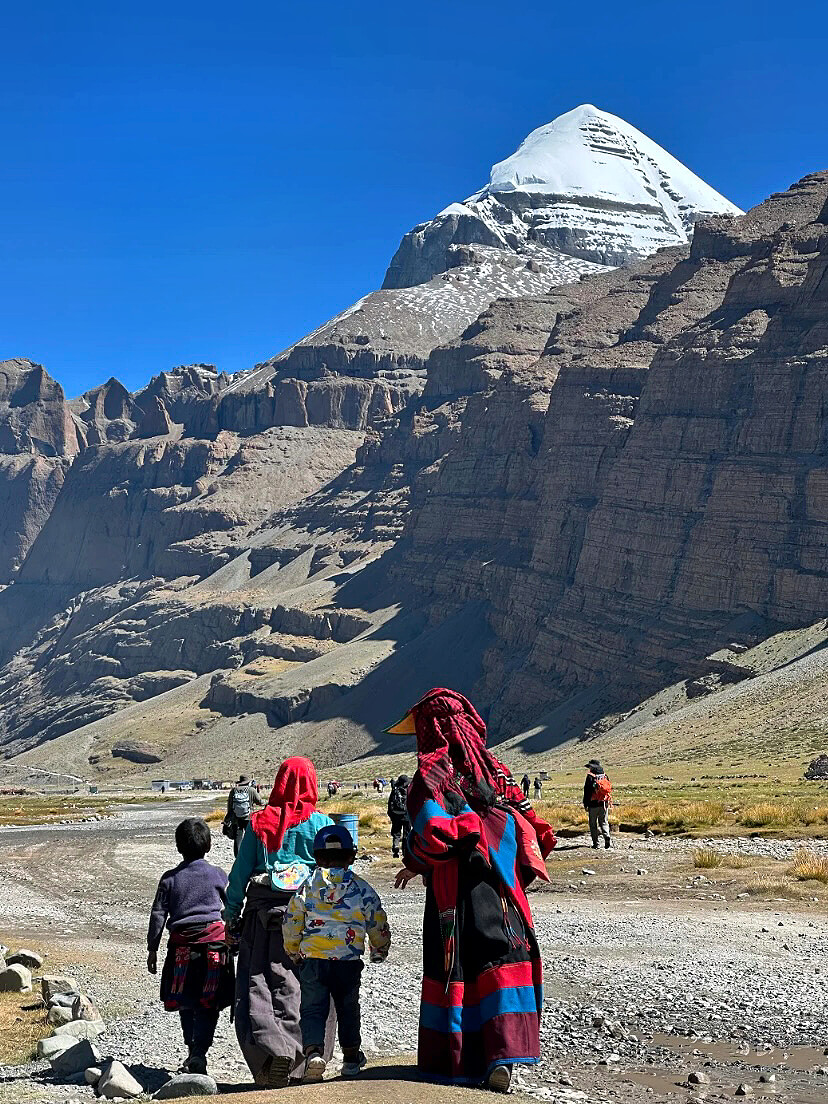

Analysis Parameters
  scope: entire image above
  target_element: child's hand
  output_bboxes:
[147,950,158,975]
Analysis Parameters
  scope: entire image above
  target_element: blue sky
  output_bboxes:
[1,1,825,396]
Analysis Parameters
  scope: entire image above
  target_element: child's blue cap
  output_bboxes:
[313,823,355,853]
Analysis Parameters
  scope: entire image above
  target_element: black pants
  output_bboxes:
[299,959,362,1054]
[390,815,409,855]
[179,1006,220,1057]
[233,819,249,857]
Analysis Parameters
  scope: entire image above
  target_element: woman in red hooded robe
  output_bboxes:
[391,689,557,1091]
[226,756,334,1088]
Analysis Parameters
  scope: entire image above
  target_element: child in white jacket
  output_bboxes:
[283,823,391,1081]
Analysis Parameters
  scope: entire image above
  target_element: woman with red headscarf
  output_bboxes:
[226,757,334,1088]
[390,688,557,1092]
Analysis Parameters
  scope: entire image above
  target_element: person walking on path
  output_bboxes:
[521,773,531,798]
[225,757,335,1088]
[533,776,543,799]
[224,775,264,857]
[147,818,234,1076]
[390,688,557,1092]
[284,823,391,1082]
[583,759,612,849]
[386,775,411,858]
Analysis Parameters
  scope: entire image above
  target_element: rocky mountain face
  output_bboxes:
[9,109,825,781]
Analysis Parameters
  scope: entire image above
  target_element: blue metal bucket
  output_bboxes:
[330,812,359,851]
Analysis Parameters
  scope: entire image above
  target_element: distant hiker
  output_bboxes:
[583,759,612,849]
[224,775,264,857]
[533,776,542,798]
[284,823,391,1082]
[521,773,531,798]
[326,781,336,799]
[391,688,556,1090]
[386,775,411,858]
[225,757,335,1088]
[147,817,234,1076]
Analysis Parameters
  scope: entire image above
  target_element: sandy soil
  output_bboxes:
[1,798,827,1103]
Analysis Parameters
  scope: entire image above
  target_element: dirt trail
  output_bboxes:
[1,799,827,1103]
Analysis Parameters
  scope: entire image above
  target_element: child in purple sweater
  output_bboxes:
[147,818,234,1075]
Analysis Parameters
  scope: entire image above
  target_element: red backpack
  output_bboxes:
[593,775,612,804]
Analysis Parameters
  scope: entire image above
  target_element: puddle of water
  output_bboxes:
[651,1033,827,1073]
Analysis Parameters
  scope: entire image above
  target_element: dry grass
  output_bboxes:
[693,847,724,868]
[789,849,828,884]
[0,991,49,1064]
[0,795,136,827]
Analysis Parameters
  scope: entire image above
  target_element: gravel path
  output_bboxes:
[1,801,827,1103]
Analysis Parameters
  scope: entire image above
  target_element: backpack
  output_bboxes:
[231,785,252,820]
[389,785,407,817]
[593,775,612,804]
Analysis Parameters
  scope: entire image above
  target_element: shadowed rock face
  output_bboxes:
[390,172,828,734]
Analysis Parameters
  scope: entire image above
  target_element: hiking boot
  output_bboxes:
[604,838,611,849]
[266,1055,293,1088]
[303,1050,326,1083]
[487,1065,512,1092]
[592,843,599,850]
[341,1050,367,1078]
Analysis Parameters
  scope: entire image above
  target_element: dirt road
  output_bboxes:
[1,799,827,1103]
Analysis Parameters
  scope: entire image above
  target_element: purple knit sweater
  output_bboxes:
[147,858,228,952]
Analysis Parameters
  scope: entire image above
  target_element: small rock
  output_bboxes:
[54,1018,105,1040]
[85,1066,103,1085]
[42,974,79,1003]
[155,1073,219,1098]
[0,964,32,992]
[582,869,596,876]
[735,1085,753,1097]
[47,1005,74,1026]
[637,869,648,876]
[6,949,43,970]
[37,1035,76,1060]
[689,1071,711,1085]
[72,994,101,1022]
[50,1040,101,1077]
[758,1074,776,1083]
[98,1060,144,1100]
[49,992,78,1009]
[559,1073,573,1086]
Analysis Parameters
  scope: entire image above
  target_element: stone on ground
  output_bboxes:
[0,963,32,992]
[6,949,43,969]
[47,1004,74,1026]
[72,994,101,1021]
[50,1039,101,1077]
[155,1073,219,1098]
[36,1035,76,1060]
[98,1059,145,1100]
[48,991,77,1009]
[54,1018,105,1040]
[42,974,79,1002]
[85,1066,103,1085]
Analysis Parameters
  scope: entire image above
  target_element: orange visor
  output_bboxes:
[385,709,417,735]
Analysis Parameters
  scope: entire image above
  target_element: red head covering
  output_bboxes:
[409,687,500,806]
[251,756,318,853]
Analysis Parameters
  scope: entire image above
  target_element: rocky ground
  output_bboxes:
[1,797,827,1103]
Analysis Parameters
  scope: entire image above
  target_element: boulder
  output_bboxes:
[48,992,78,1009]
[111,738,162,764]
[85,1065,103,1085]
[97,1059,145,1099]
[36,1034,76,1060]
[805,754,828,780]
[47,1005,74,1026]
[50,1039,101,1078]
[54,1018,105,1040]
[6,949,43,970]
[72,994,101,1022]
[41,975,79,1003]
[0,964,32,992]
[155,1073,219,1098]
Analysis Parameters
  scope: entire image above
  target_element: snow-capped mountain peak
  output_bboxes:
[478,104,740,234]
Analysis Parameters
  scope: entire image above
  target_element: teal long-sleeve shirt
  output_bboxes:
[225,811,335,921]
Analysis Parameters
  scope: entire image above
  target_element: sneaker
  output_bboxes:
[341,1051,367,1078]
[266,1055,293,1089]
[303,1052,327,1083]
[487,1065,512,1093]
